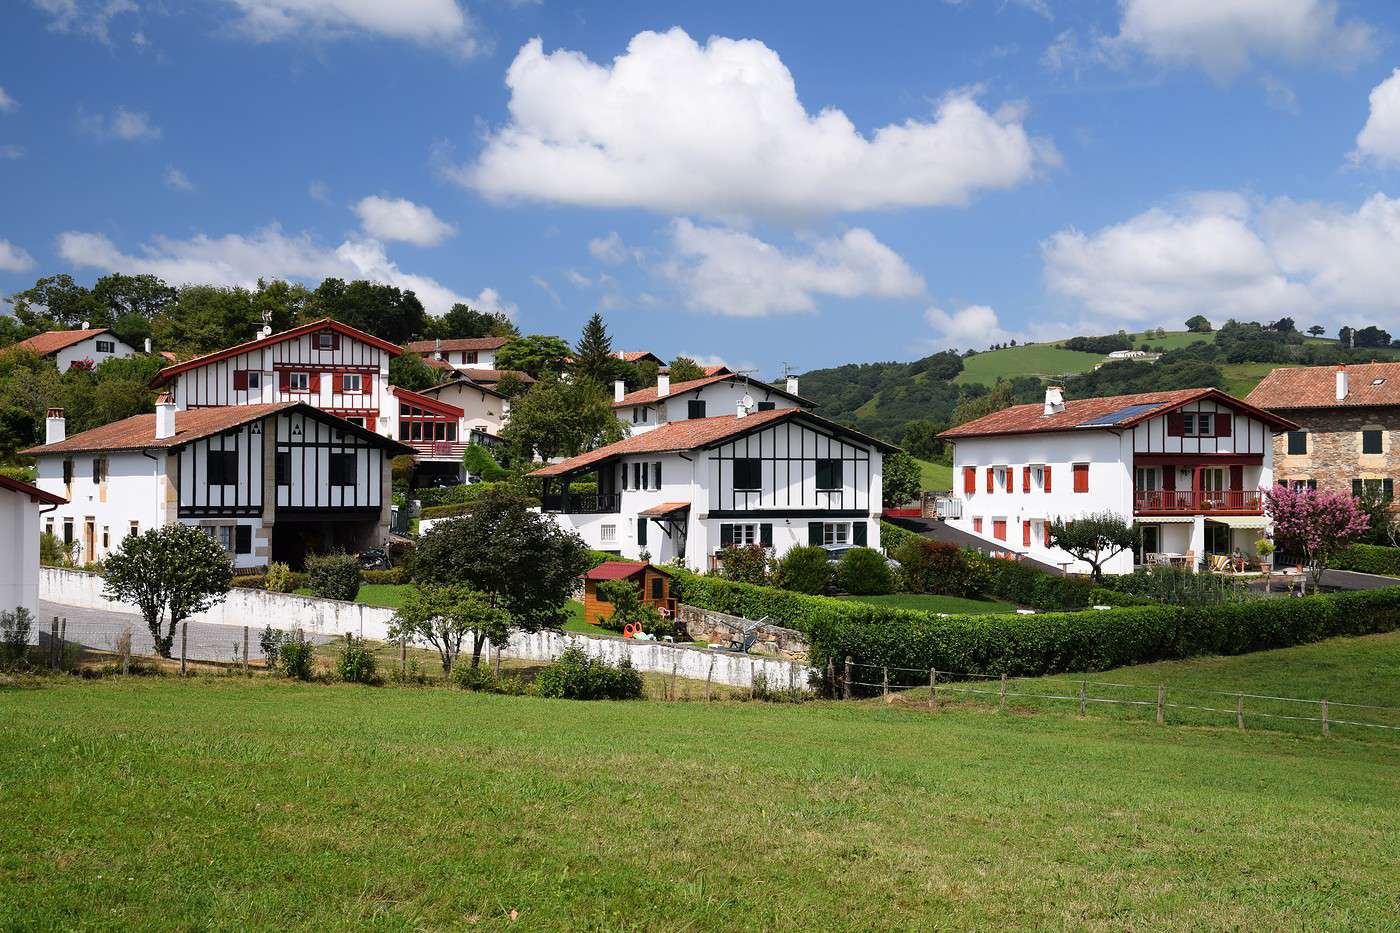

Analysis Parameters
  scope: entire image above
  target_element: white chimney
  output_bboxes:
[258,324,272,339]
[155,394,177,440]
[614,379,626,403]
[1044,385,1066,416]
[45,408,65,445]
[434,337,444,361]
[81,320,90,330]
[736,399,748,419]
[786,374,799,396]
[657,372,670,398]
[144,338,152,353]
[1336,367,1348,401]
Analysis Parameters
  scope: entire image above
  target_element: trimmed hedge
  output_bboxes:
[975,556,1099,612]
[1332,543,1400,577]
[879,520,919,554]
[806,586,1400,681]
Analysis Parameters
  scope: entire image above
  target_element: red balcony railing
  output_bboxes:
[1134,489,1263,513]
[409,440,467,459]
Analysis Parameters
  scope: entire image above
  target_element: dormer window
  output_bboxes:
[1373,378,1386,386]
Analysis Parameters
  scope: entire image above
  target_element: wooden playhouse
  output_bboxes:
[582,561,677,627]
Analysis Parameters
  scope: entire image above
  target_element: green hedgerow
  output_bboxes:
[837,547,894,596]
[306,552,362,602]
[772,545,833,595]
[534,647,643,700]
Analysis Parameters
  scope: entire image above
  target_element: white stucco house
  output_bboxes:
[532,406,895,571]
[939,386,1298,575]
[0,474,66,618]
[405,336,510,372]
[614,371,810,436]
[16,327,137,372]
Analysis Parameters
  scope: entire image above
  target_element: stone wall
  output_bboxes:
[1274,406,1400,499]
[676,604,810,661]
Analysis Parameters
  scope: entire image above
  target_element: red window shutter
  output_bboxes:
[1022,522,1031,547]
[972,517,982,533]
[985,468,994,493]
[232,370,247,391]
[331,372,342,393]
[963,467,975,494]
[278,369,290,392]
[310,372,321,392]
[1162,467,1176,491]
[332,332,342,350]
[1044,523,1051,546]
[1216,414,1232,437]
[1043,466,1052,493]
[1229,465,1243,490]
[1073,464,1089,493]
[993,519,1007,541]
[363,373,373,394]
[1167,413,1183,437]
[1022,466,1031,493]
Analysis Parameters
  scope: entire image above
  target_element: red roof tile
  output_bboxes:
[404,336,511,354]
[614,373,809,408]
[616,350,665,364]
[14,329,113,357]
[0,473,66,505]
[1245,363,1400,410]
[584,561,651,581]
[639,501,690,517]
[940,387,1296,439]
[150,319,401,387]
[459,368,535,384]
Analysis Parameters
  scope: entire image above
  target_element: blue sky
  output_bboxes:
[3,1,1400,373]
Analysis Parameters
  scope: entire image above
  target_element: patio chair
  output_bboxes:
[1209,554,1231,573]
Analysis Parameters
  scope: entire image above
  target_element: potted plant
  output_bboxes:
[1255,539,1274,571]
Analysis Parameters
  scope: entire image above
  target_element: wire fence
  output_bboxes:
[839,660,1400,740]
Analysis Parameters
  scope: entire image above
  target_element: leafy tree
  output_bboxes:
[310,278,427,344]
[572,313,622,386]
[1354,325,1392,348]
[951,380,1016,426]
[412,487,591,641]
[390,584,509,673]
[1307,325,1326,337]
[463,443,507,481]
[7,274,107,330]
[1355,486,1397,548]
[1185,314,1212,333]
[102,524,233,657]
[501,375,625,459]
[425,303,518,340]
[1269,317,1296,333]
[882,451,922,506]
[154,285,263,355]
[1339,325,1355,346]
[899,419,946,462]
[1265,485,1370,591]
[667,355,707,383]
[493,372,531,399]
[495,334,572,379]
[1047,512,1137,583]
[91,273,177,324]
[389,352,441,392]
[0,315,31,347]
[594,579,665,635]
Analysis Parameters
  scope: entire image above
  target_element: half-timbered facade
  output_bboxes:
[532,408,893,570]
[940,387,1296,574]
[404,336,510,372]
[613,371,811,436]
[24,400,411,570]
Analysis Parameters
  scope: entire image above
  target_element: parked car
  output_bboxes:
[822,544,900,571]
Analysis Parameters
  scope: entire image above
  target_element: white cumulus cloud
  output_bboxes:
[77,105,161,142]
[588,231,630,265]
[219,0,482,56]
[1107,0,1374,82]
[55,225,490,315]
[0,239,36,273]
[0,87,17,113]
[33,0,138,45]
[1354,68,1400,167]
[661,221,924,316]
[924,304,1017,350]
[1042,190,1400,331]
[164,166,194,191]
[353,195,456,247]
[459,29,1053,222]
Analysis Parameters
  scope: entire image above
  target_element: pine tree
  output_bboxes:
[573,313,619,385]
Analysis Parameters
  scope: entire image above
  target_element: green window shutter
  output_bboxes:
[808,521,823,546]
[760,524,773,547]
[637,517,648,547]
[1352,479,1363,497]
[1386,479,1395,500]
[719,524,734,547]
[852,522,867,546]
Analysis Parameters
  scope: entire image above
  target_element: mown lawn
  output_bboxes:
[953,343,1103,386]
[1,675,1398,929]
[914,457,952,492]
[840,593,1018,615]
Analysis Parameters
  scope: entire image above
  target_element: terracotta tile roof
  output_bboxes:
[703,365,733,375]
[14,329,112,356]
[639,501,690,517]
[583,561,652,581]
[1245,363,1400,410]
[532,408,895,478]
[390,385,463,418]
[418,376,508,401]
[150,319,401,387]
[940,387,1296,439]
[404,336,511,353]
[614,373,809,408]
[21,402,414,457]
[0,473,66,505]
[460,368,535,384]
[616,350,665,364]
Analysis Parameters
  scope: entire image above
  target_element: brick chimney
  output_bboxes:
[45,408,65,445]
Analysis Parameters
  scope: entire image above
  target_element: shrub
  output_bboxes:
[233,571,309,592]
[39,532,73,567]
[0,607,33,667]
[594,579,670,637]
[1332,543,1400,577]
[896,539,972,596]
[306,552,362,602]
[715,545,769,585]
[451,664,531,695]
[361,567,410,585]
[1099,566,1254,606]
[259,625,286,668]
[336,634,379,684]
[837,547,894,595]
[264,562,295,593]
[879,520,919,556]
[771,546,832,595]
[533,647,643,700]
[278,635,314,681]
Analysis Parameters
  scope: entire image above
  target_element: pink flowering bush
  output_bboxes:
[1264,484,1369,591]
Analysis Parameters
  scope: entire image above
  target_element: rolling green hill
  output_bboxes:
[953,344,1102,385]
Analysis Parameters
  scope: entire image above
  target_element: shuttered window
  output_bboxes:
[687,400,706,419]
[963,467,976,494]
[1072,464,1089,493]
[329,453,356,487]
[235,525,252,554]
[206,450,238,486]
[733,458,762,490]
[1362,430,1383,454]
[815,459,842,490]
[275,452,291,486]
[1287,431,1307,455]
[1023,522,1031,547]
[992,519,1007,541]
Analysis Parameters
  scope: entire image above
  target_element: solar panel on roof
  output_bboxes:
[1077,402,1164,427]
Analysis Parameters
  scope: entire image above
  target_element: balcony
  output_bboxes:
[408,440,467,460]
[1134,489,1263,514]
[541,492,622,514]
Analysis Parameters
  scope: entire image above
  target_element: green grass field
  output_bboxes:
[954,343,1103,386]
[914,457,952,492]
[2,656,1398,929]
[840,593,1018,615]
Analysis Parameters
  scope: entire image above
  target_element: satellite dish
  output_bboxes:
[741,393,755,410]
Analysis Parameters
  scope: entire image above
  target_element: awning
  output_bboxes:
[1135,516,1196,524]
[1206,515,1269,529]
[640,501,690,518]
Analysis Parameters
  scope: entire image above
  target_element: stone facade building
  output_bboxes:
[1245,363,1400,502]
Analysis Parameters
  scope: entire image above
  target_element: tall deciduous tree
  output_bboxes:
[1185,314,1212,333]
[425,303,518,340]
[1047,512,1137,583]
[310,278,427,344]
[495,334,572,379]
[389,353,441,392]
[389,584,509,673]
[882,451,922,506]
[501,375,625,460]
[1265,485,1370,591]
[102,524,233,657]
[667,355,706,383]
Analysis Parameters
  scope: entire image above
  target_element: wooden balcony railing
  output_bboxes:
[1134,489,1263,513]
[541,493,622,514]
[408,440,467,459]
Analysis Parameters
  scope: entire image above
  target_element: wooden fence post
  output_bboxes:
[1156,684,1165,724]
[49,617,59,670]
[493,645,502,679]
[1078,682,1086,718]
[881,666,889,698]
[843,656,852,700]
[1236,693,1245,731]
[1321,699,1329,738]
[999,673,1007,712]
[57,618,67,671]
[400,637,407,675]
[242,626,250,674]
[927,668,936,711]
[750,659,757,701]
[825,658,834,697]
[705,657,714,702]
[670,661,679,702]
[179,621,188,676]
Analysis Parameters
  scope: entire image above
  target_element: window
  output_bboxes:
[129,520,138,537]
[732,458,762,490]
[45,518,53,537]
[246,371,263,391]
[464,351,478,364]
[1182,413,1214,437]
[206,449,238,485]
[972,517,982,533]
[1287,479,1317,491]
[102,526,109,550]
[275,451,291,486]
[601,524,617,544]
[289,372,310,392]
[815,458,843,490]
[1134,466,1157,491]
[992,519,1007,541]
[1352,478,1394,500]
[329,452,356,486]
[1072,463,1089,493]
[732,523,760,546]
[650,577,663,600]
[687,400,706,419]
[63,459,74,486]
[342,373,362,393]
[316,332,334,349]
[345,417,364,428]
[212,525,233,553]
[1031,465,1046,491]
[1362,430,1383,454]
[757,401,776,411]
[92,458,105,483]
[235,525,252,555]
[963,467,976,494]
[95,339,115,354]
[822,522,850,546]
[1287,431,1308,455]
